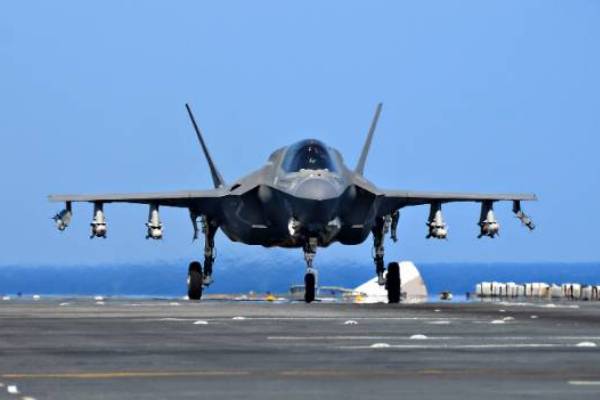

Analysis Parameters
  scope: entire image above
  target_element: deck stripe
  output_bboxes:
[1,371,249,380]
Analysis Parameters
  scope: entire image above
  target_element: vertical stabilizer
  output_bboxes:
[185,103,226,188]
[355,103,382,175]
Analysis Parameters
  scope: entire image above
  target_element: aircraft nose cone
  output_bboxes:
[294,178,339,200]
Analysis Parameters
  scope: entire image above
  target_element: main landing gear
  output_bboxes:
[303,238,318,303]
[202,216,217,286]
[187,216,218,301]
[372,216,387,286]
[373,214,402,304]
[386,261,401,304]
[188,261,203,300]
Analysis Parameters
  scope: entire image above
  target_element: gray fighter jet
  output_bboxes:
[50,103,537,303]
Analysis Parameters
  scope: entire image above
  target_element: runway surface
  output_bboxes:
[1,297,600,399]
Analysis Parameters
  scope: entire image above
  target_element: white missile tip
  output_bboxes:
[94,296,104,301]
[95,301,105,305]
[410,334,428,340]
[344,320,358,325]
[434,309,441,313]
[530,315,538,319]
[193,320,208,325]
[2,296,10,301]
[59,302,70,306]
[232,316,246,320]
[32,295,40,301]
[490,320,505,324]
[502,316,515,321]
[576,341,597,348]
[370,343,391,349]
[498,309,506,313]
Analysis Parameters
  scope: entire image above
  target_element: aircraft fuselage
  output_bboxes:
[213,140,381,248]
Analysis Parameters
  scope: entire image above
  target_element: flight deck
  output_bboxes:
[1,298,599,399]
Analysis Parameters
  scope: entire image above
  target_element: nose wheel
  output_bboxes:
[304,270,316,303]
[187,261,203,300]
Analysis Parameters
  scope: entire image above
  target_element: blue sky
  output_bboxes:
[0,0,598,265]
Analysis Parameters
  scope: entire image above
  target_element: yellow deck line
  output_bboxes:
[1,371,250,379]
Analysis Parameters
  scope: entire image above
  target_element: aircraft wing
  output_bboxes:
[49,189,225,211]
[377,189,537,215]
[49,189,229,239]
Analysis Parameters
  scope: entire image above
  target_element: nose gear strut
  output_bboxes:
[303,237,319,303]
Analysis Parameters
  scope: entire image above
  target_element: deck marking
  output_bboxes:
[568,380,600,386]
[278,369,446,377]
[7,384,19,394]
[268,335,600,341]
[143,317,468,322]
[216,317,466,321]
[156,318,190,321]
[268,336,455,341]
[1,371,250,380]
[339,343,595,350]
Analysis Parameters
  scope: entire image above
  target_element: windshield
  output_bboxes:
[281,140,338,173]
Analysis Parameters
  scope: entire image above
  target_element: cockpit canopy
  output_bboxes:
[281,139,338,173]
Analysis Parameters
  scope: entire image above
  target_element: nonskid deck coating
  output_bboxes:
[0,298,599,399]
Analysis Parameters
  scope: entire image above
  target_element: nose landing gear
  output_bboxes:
[304,271,316,303]
[303,238,319,303]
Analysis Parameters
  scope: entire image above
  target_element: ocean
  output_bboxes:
[0,261,598,297]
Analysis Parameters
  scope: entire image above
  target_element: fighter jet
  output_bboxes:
[50,103,537,303]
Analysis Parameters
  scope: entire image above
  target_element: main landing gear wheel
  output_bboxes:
[386,262,401,304]
[304,272,316,303]
[187,261,203,301]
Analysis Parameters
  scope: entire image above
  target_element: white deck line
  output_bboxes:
[269,335,600,341]
[339,343,595,350]
[145,317,467,322]
[269,336,454,340]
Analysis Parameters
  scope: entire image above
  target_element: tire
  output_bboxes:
[188,261,203,300]
[304,273,316,303]
[386,262,401,304]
